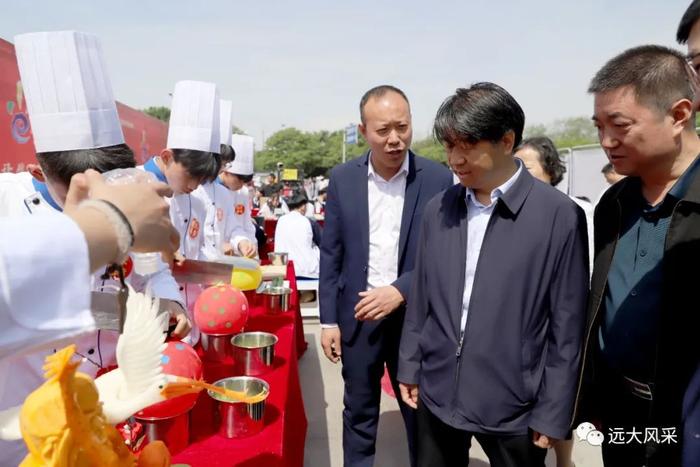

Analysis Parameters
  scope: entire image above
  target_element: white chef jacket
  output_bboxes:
[139,159,206,344]
[0,213,96,465]
[0,172,184,379]
[192,182,236,259]
[228,186,257,256]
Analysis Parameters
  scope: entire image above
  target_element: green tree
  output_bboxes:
[255,127,368,176]
[524,116,598,148]
[412,137,447,165]
[523,123,548,139]
[143,106,170,122]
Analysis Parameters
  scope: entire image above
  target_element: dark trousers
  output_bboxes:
[340,314,416,467]
[416,399,546,467]
[598,365,681,467]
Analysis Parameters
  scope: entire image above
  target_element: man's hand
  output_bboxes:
[167,302,192,339]
[222,242,234,256]
[64,169,179,271]
[237,239,257,258]
[173,251,186,267]
[354,286,404,321]
[399,383,419,409]
[532,431,558,449]
[321,327,342,363]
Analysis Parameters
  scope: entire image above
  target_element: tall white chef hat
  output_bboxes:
[14,31,124,153]
[225,134,255,176]
[219,99,233,147]
[167,80,220,154]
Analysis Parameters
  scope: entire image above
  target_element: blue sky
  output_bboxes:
[0,1,691,147]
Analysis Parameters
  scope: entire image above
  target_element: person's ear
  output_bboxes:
[358,123,367,140]
[669,98,694,135]
[160,148,174,165]
[501,130,516,154]
[27,164,46,182]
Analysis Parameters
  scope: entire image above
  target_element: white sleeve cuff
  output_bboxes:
[320,323,339,329]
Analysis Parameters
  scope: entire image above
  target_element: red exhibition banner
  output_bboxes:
[0,38,167,172]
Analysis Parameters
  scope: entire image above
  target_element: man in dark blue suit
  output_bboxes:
[319,85,453,467]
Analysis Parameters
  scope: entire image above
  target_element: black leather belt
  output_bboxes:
[623,376,654,401]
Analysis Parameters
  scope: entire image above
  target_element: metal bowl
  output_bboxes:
[261,286,292,315]
[231,332,278,376]
[208,376,270,439]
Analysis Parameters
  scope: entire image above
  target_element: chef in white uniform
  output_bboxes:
[140,80,221,261]
[219,134,258,257]
[0,29,187,413]
[192,99,238,259]
[0,167,180,464]
[140,80,222,343]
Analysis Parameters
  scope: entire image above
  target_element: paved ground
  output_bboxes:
[299,321,603,467]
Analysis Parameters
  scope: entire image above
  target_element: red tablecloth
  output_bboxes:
[172,262,308,466]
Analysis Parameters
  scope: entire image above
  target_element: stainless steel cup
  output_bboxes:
[267,252,289,266]
[261,286,291,315]
[232,332,278,375]
[208,376,270,439]
[200,333,235,362]
[134,411,189,454]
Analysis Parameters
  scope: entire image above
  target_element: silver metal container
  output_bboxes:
[134,411,189,454]
[261,286,292,315]
[208,376,270,439]
[232,332,278,376]
[200,332,235,362]
[267,251,289,266]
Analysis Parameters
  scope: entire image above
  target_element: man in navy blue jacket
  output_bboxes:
[398,83,589,467]
[319,85,453,467]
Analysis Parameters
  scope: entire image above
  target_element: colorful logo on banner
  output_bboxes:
[7,81,31,144]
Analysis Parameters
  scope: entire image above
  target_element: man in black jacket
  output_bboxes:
[576,44,700,467]
[398,83,589,467]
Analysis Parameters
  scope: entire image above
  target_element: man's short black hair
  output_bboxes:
[516,136,566,186]
[36,143,136,186]
[434,82,525,149]
[601,162,615,174]
[220,144,236,165]
[229,173,253,183]
[677,0,700,44]
[287,192,308,210]
[360,85,411,125]
[171,148,221,183]
[268,172,277,181]
[588,45,694,115]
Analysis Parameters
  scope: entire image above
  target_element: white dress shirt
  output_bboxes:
[274,210,320,278]
[570,195,594,274]
[367,154,409,289]
[322,153,409,329]
[460,162,523,338]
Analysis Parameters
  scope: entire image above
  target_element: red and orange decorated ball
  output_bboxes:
[136,341,202,419]
[193,284,249,335]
